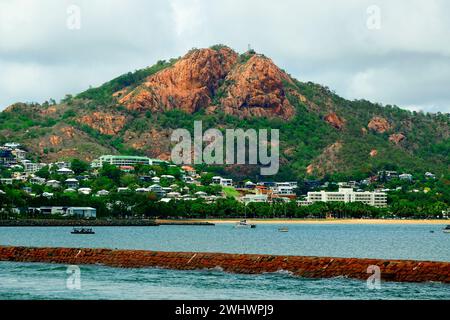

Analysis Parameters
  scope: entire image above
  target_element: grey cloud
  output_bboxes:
[0,0,449,113]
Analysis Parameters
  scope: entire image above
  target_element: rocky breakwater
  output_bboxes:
[0,246,449,284]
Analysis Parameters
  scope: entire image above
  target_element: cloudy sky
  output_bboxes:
[1,0,449,113]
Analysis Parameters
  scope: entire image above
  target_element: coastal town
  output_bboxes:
[1,142,448,220]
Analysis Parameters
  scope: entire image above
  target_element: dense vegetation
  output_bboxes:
[0,159,449,220]
[0,47,448,181]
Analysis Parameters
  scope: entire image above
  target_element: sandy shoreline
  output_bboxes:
[159,219,450,225]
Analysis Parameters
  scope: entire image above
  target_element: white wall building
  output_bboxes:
[212,176,233,187]
[91,155,167,168]
[242,194,269,204]
[307,188,387,208]
[66,207,97,219]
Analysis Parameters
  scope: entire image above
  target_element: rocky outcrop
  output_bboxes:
[324,112,345,129]
[368,117,391,133]
[79,112,126,135]
[118,48,295,119]
[389,133,406,145]
[123,128,172,160]
[307,141,343,175]
[1,246,449,283]
[49,135,62,146]
[219,55,295,119]
[119,47,238,113]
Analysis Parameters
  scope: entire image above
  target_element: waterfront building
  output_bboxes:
[242,194,269,204]
[32,206,65,215]
[66,207,96,219]
[307,187,387,208]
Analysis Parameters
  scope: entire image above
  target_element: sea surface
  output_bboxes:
[0,223,449,300]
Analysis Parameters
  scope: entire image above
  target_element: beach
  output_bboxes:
[158,219,450,225]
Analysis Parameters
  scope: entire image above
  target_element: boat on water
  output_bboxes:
[444,225,450,233]
[234,220,256,229]
[71,227,95,235]
[278,227,289,233]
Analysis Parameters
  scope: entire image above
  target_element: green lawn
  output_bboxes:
[222,187,240,198]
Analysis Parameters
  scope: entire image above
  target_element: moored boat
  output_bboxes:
[444,225,450,233]
[234,220,256,229]
[71,227,95,235]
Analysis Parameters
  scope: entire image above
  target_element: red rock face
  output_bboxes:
[370,149,378,157]
[79,112,126,135]
[118,48,295,119]
[324,112,345,129]
[389,133,406,145]
[120,48,238,113]
[219,55,295,120]
[368,117,391,133]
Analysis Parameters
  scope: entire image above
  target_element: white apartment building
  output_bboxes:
[91,155,167,168]
[242,194,269,205]
[21,160,46,173]
[275,182,298,189]
[307,188,387,208]
[212,176,233,187]
[273,186,296,196]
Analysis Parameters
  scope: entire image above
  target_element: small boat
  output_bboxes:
[234,220,256,229]
[278,227,289,233]
[444,225,450,233]
[71,227,95,235]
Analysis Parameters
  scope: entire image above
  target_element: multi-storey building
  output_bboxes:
[91,155,167,168]
[307,188,387,208]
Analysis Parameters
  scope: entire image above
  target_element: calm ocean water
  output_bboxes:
[0,224,449,300]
